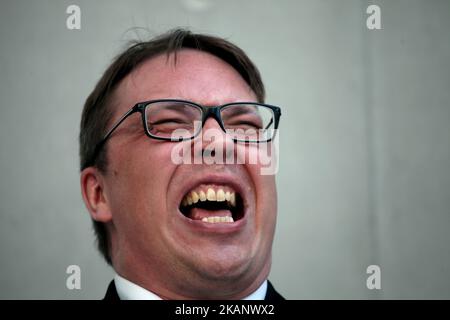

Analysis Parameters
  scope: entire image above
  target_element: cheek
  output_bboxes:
[236,142,277,171]
[255,173,277,214]
[236,143,277,204]
[257,175,277,250]
[242,145,278,225]
[108,141,177,220]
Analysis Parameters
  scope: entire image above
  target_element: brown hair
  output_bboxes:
[79,28,266,264]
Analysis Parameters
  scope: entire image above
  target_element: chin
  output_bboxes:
[189,246,256,282]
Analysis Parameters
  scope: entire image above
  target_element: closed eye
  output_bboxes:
[150,119,190,125]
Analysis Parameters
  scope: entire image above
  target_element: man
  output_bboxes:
[79,28,283,300]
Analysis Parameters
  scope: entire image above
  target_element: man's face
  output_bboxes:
[97,49,277,299]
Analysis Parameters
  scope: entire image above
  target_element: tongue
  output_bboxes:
[188,208,233,221]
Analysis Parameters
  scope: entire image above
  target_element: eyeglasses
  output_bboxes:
[92,99,281,162]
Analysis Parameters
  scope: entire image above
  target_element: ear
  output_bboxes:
[80,167,112,223]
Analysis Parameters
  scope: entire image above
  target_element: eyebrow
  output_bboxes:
[221,105,259,118]
[146,103,200,117]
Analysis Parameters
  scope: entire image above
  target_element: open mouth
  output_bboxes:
[179,185,245,223]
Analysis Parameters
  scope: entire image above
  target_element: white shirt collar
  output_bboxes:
[114,273,267,300]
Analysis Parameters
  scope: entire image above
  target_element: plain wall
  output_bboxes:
[0,0,449,299]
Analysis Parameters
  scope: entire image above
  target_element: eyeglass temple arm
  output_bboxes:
[101,107,138,142]
[266,107,281,130]
[264,117,274,130]
[90,106,139,164]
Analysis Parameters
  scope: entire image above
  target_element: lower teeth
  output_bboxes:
[201,216,234,223]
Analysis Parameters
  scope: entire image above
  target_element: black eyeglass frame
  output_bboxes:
[91,99,281,166]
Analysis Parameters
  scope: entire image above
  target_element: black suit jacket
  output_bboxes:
[104,280,285,301]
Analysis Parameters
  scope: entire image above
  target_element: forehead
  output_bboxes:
[111,49,257,115]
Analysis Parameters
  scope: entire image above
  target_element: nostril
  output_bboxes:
[203,149,215,158]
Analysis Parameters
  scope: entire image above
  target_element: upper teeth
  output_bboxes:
[181,187,236,207]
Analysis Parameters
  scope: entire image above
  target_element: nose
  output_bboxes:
[202,117,224,134]
[194,117,234,162]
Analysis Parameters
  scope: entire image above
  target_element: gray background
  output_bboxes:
[0,0,449,299]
